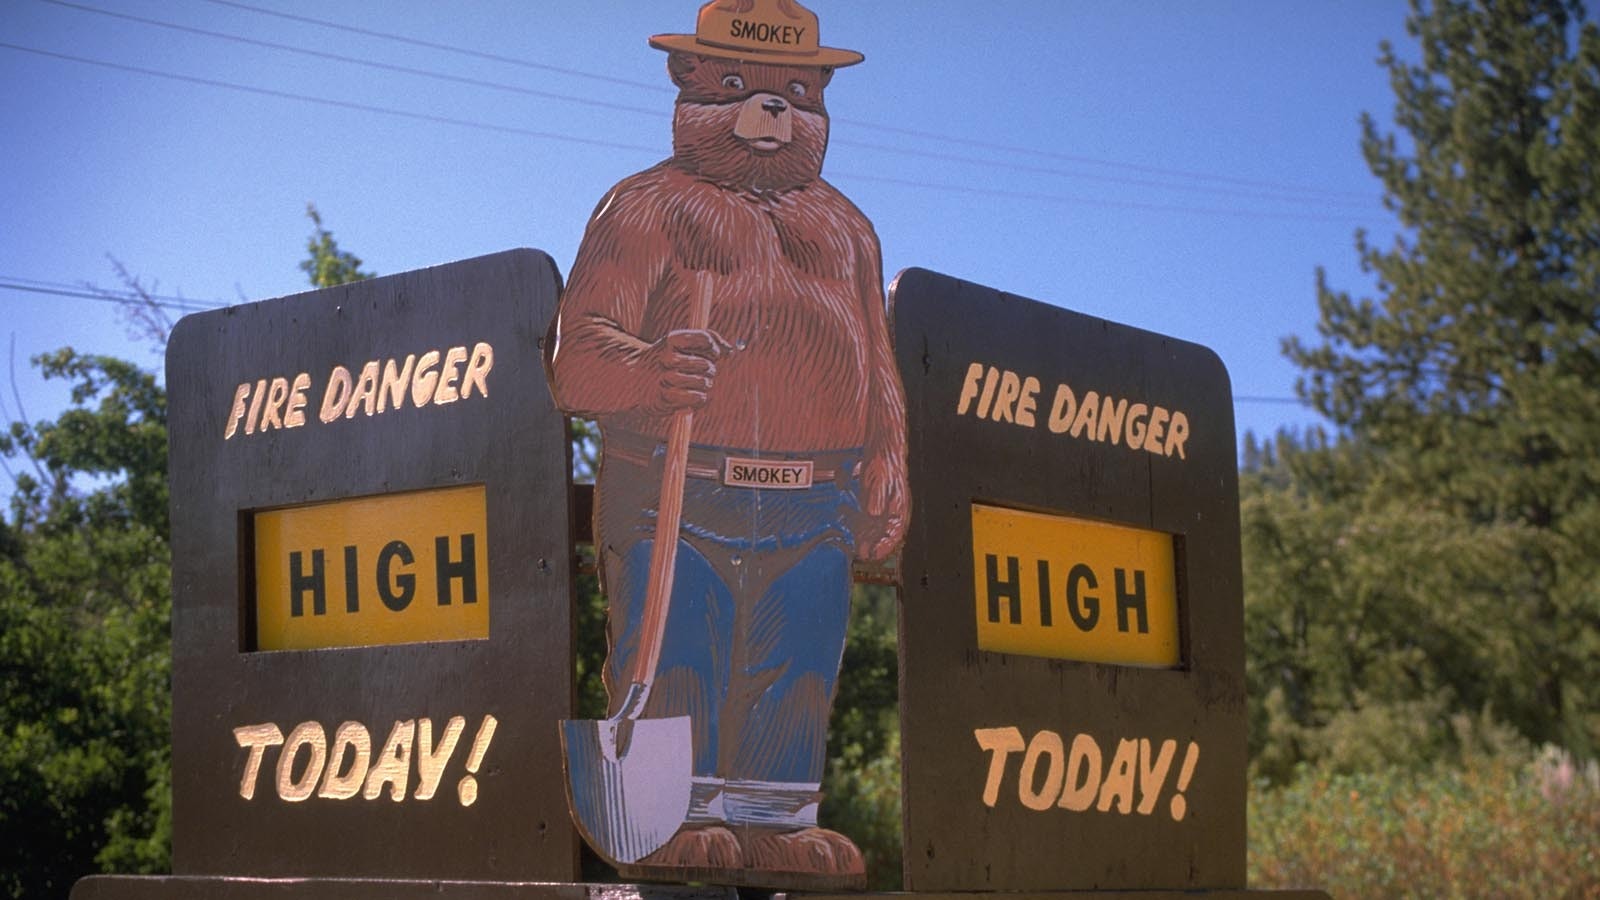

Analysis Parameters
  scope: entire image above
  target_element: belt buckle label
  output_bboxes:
[723,456,813,490]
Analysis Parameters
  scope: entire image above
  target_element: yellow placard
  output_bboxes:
[970,503,1180,668]
[253,485,489,651]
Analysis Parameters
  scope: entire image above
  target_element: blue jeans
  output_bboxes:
[596,440,860,825]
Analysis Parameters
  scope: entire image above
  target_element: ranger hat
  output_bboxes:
[649,0,864,68]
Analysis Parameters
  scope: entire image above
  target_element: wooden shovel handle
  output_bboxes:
[627,274,714,698]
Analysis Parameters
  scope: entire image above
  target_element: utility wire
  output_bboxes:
[834,169,1367,224]
[0,41,666,157]
[1234,395,1308,405]
[41,0,672,121]
[199,0,677,95]
[195,0,1372,202]
[832,118,1371,200]
[0,276,228,310]
[837,137,1372,207]
[0,280,228,312]
[0,40,1369,224]
[43,0,1371,208]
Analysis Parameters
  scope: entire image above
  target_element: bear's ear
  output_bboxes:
[819,66,834,89]
[667,51,703,89]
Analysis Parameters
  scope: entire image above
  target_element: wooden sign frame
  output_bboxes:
[166,249,579,881]
[891,268,1247,891]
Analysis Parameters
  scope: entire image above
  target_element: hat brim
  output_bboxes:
[648,33,863,67]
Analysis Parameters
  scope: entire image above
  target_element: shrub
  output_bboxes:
[1250,748,1600,898]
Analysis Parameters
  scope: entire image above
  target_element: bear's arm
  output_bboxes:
[852,217,911,558]
[548,184,674,417]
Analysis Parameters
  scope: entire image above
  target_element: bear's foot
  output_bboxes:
[739,825,865,878]
[639,824,743,869]
[614,824,866,890]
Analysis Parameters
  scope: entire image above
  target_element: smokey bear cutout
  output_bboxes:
[546,0,907,889]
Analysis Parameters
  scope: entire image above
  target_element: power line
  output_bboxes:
[42,0,1372,209]
[195,0,1372,202]
[834,169,1366,224]
[0,279,228,312]
[831,118,1372,201]
[0,276,228,310]
[1234,395,1308,406]
[41,0,673,122]
[0,41,667,157]
[0,40,1369,224]
[198,0,677,95]
[836,138,1372,207]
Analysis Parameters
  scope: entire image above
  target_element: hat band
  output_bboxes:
[695,35,822,60]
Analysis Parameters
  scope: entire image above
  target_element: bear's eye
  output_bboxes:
[721,74,745,91]
[788,81,808,98]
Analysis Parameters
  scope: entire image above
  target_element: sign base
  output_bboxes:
[616,861,867,893]
[76,878,1328,900]
[73,878,734,900]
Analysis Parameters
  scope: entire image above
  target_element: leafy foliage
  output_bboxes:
[0,352,172,898]
[821,584,902,889]
[299,203,373,290]
[1250,748,1600,897]
[1243,432,1536,780]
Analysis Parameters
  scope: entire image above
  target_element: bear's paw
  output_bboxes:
[740,826,864,876]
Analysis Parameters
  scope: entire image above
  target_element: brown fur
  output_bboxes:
[548,45,906,879]
[739,826,864,876]
[665,54,832,192]
[643,825,743,869]
[549,51,909,558]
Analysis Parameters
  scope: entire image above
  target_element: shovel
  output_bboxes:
[561,273,715,865]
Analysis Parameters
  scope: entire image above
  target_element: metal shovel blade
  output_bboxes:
[560,713,693,865]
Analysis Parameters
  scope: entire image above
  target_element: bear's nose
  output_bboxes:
[761,97,788,117]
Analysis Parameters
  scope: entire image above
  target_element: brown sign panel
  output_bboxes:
[892,268,1247,891]
[166,249,578,880]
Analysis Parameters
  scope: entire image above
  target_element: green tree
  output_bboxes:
[299,203,373,289]
[1249,0,1600,775]
[0,352,173,897]
[821,583,902,889]
[1242,431,1530,780]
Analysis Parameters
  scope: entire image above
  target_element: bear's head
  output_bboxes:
[667,51,833,193]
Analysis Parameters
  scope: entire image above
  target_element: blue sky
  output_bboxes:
[0,1,1406,454]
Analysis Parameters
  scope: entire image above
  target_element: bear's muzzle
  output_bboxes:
[734,93,793,149]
